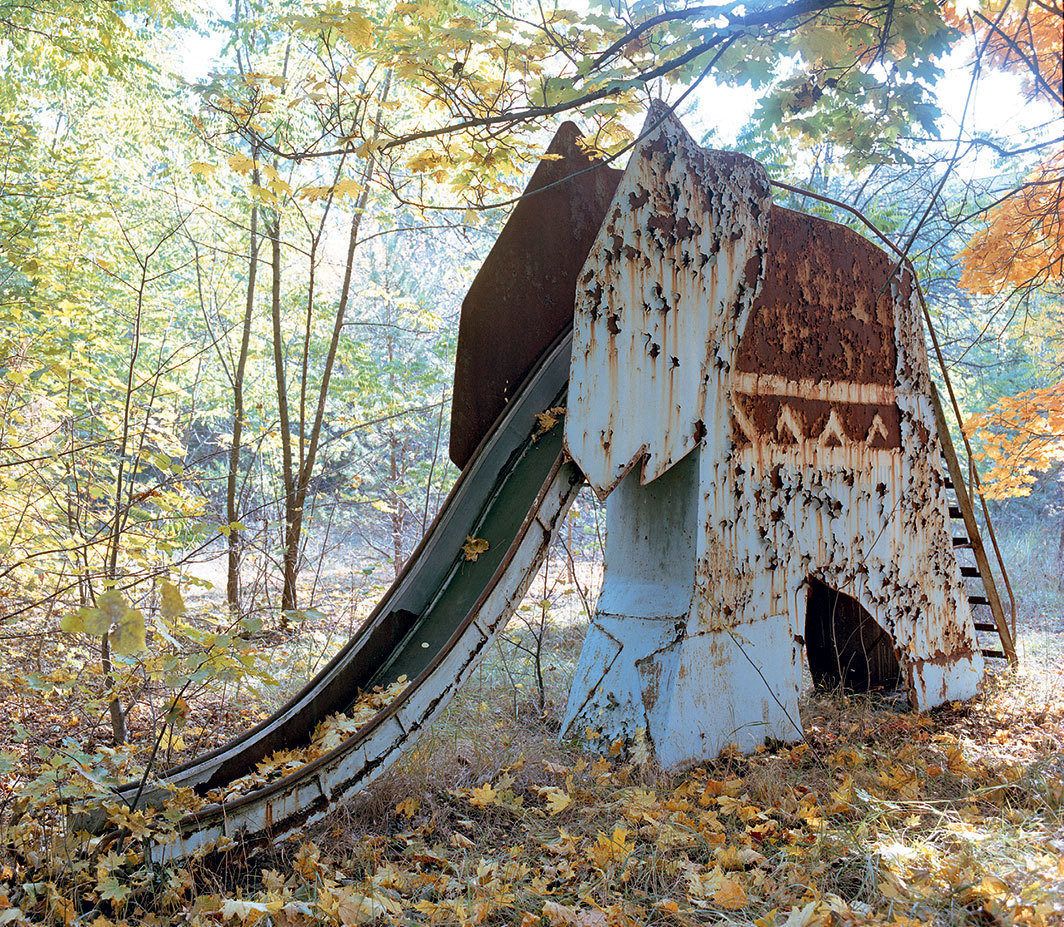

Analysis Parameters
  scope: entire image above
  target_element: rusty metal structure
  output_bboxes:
[94,109,1014,858]
[562,107,1003,766]
[450,122,620,469]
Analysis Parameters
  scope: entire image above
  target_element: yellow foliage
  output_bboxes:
[959,150,1064,293]
[585,826,633,869]
[967,380,1064,497]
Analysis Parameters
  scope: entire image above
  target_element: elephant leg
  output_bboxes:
[562,452,698,747]
[646,613,806,770]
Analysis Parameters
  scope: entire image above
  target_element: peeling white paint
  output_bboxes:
[564,103,772,495]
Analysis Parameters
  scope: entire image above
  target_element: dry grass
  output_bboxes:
[230,666,1059,927]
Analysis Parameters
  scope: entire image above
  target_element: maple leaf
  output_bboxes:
[96,878,131,908]
[714,876,748,910]
[586,825,633,868]
[336,11,374,47]
[336,890,392,925]
[468,781,497,807]
[297,184,333,202]
[220,899,278,923]
[293,842,322,879]
[631,726,651,766]
[542,901,607,927]
[395,797,420,818]
[406,150,447,173]
[780,899,820,927]
[105,806,156,839]
[332,179,365,200]
[461,536,490,561]
[716,845,764,870]
[538,786,571,814]
[227,153,257,175]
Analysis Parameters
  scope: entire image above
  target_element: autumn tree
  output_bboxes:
[950,1,1064,509]
[183,0,990,613]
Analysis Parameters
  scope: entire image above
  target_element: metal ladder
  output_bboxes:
[931,383,1018,664]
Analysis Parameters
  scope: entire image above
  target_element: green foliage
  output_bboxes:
[60,591,148,655]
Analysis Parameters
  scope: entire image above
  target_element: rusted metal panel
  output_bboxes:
[724,207,982,714]
[737,206,899,385]
[449,123,621,470]
[732,206,904,455]
[564,104,771,496]
[563,111,983,770]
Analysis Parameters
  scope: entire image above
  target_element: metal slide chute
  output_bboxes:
[143,334,581,860]
[97,125,618,860]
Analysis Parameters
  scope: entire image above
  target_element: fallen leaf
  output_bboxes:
[539,786,571,815]
[462,536,490,561]
[716,845,764,870]
[220,899,278,923]
[534,406,566,438]
[469,782,497,808]
[337,892,385,926]
[395,797,420,818]
[714,877,748,910]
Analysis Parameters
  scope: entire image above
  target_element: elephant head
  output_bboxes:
[565,105,772,496]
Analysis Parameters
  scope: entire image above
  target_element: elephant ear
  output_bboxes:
[565,104,771,497]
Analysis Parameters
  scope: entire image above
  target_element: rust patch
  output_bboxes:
[736,206,901,385]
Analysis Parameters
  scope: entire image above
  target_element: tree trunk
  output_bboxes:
[270,72,391,615]
[268,212,299,615]
[226,164,260,615]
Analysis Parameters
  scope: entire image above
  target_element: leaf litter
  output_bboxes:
[205,676,410,804]
[0,590,1061,926]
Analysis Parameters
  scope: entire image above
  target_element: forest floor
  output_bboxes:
[0,527,1061,925]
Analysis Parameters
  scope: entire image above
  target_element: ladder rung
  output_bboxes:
[952,537,972,548]
[961,566,980,577]
[948,505,963,518]
[974,622,998,632]
[968,595,990,606]
[982,649,1007,659]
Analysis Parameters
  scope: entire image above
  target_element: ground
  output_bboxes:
[0,522,1060,925]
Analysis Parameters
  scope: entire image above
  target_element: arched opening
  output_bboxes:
[805,578,901,692]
